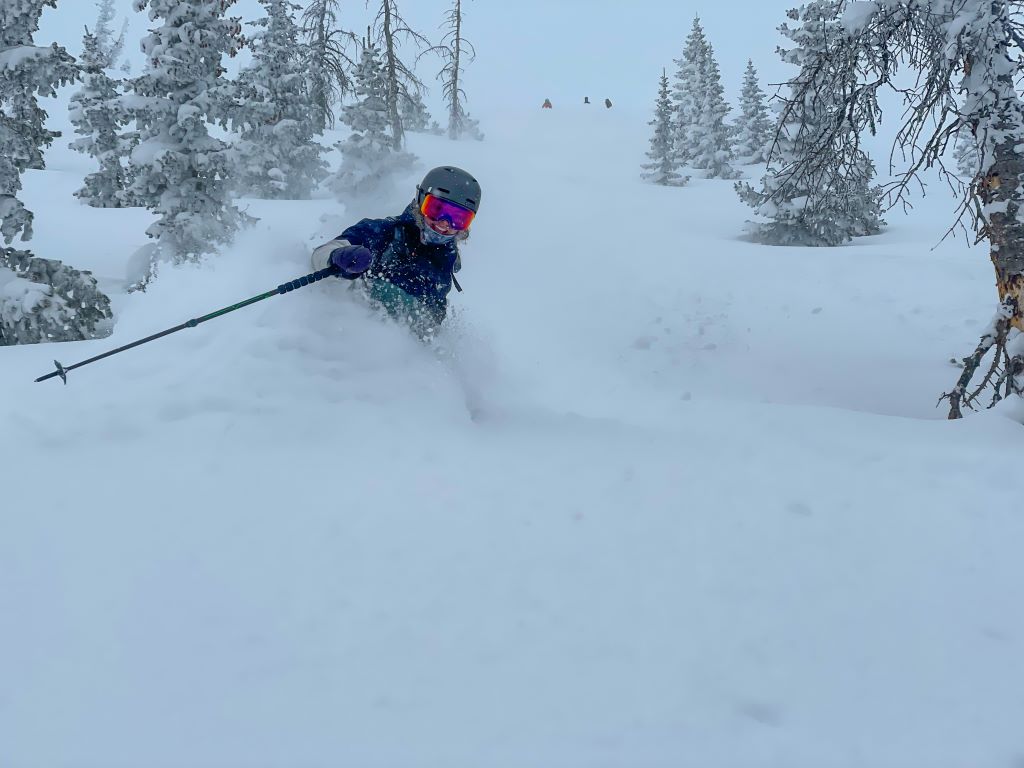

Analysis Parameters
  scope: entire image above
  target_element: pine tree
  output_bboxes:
[92,0,127,69]
[461,112,484,141]
[688,43,739,178]
[330,38,415,200]
[93,0,121,67]
[1,250,114,345]
[734,59,773,165]
[953,129,981,185]
[126,0,251,278]
[671,16,710,168]
[372,0,429,150]
[69,28,133,207]
[0,0,112,346]
[233,0,328,199]
[642,69,687,186]
[399,89,433,133]
[94,0,115,51]
[735,0,883,246]
[423,0,478,141]
[300,0,355,132]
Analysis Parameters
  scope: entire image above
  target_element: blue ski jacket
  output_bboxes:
[334,203,461,324]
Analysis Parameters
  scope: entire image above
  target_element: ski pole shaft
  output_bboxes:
[35,266,340,384]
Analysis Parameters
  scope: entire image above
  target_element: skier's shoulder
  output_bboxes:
[341,213,403,241]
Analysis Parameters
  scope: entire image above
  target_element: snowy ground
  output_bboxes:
[3,97,1024,767]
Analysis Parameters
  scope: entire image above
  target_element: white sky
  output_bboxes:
[40,0,801,117]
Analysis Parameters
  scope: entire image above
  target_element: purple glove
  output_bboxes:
[329,244,373,278]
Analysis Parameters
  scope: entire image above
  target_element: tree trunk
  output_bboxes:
[312,2,329,132]
[983,141,1024,333]
[448,0,462,140]
[381,1,404,150]
[946,13,1024,417]
[980,24,1024,388]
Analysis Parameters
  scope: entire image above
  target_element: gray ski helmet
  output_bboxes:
[417,166,481,213]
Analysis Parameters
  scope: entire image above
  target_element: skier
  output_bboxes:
[312,166,481,337]
[542,98,553,108]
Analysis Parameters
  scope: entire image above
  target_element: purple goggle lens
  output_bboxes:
[420,194,475,231]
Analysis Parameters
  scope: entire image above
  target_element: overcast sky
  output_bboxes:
[39,0,801,117]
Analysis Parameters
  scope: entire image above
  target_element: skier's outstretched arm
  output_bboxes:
[310,217,392,275]
[311,239,372,278]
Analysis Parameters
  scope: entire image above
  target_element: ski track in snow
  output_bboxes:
[3,85,1024,768]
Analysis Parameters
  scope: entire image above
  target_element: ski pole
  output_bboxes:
[34,265,340,384]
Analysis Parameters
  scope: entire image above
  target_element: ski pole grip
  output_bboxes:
[277,265,340,294]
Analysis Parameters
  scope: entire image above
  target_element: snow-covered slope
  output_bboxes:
[4,14,1024,768]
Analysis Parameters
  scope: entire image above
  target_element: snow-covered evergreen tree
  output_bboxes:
[671,16,710,169]
[1,250,113,345]
[462,111,484,141]
[92,0,127,69]
[642,69,687,186]
[69,28,133,207]
[93,0,116,52]
[0,0,112,346]
[687,43,739,178]
[734,59,773,165]
[953,129,981,185]
[736,0,883,246]
[330,38,415,200]
[399,89,433,132]
[233,0,327,199]
[126,0,251,277]
[300,0,354,132]
[670,18,738,177]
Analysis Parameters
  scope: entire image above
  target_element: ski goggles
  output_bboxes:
[419,193,475,231]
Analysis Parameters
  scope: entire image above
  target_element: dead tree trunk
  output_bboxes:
[379,1,404,151]
[448,0,463,140]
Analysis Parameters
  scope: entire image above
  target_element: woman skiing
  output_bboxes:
[312,166,481,337]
